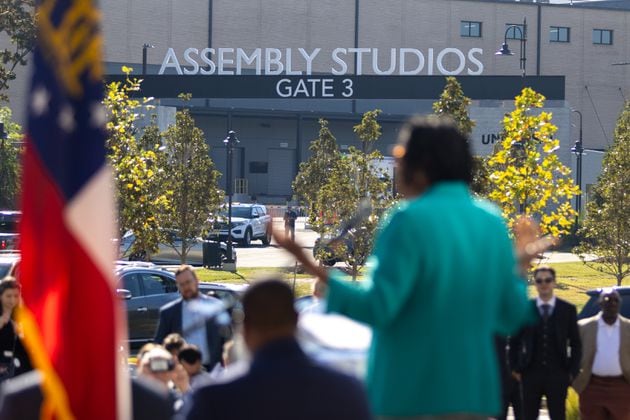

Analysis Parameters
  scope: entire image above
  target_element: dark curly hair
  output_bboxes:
[397,115,473,186]
[0,277,19,296]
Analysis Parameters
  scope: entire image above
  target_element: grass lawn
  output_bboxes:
[193,261,622,307]
[195,266,313,297]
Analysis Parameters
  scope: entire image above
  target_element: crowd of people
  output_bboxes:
[0,117,627,419]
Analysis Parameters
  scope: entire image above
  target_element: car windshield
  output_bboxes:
[221,207,252,219]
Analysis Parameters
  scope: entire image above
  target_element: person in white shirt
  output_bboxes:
[573,289,630,420]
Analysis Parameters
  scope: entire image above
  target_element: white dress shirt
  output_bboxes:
[592,317,623,376]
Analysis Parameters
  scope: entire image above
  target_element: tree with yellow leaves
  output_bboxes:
[488,88,579,237]
[104,67,170,260]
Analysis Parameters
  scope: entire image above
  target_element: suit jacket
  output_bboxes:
[572,314,630,393]
[512,298,582,378]
[0,371,173,420]
[183,337,372,420]
[326,182,534,416]
[154,294,225,369]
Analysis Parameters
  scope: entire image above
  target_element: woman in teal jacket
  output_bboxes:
[276,116,545,419]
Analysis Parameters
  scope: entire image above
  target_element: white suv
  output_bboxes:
[209,203,272,247]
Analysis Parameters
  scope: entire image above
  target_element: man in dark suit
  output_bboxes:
[0,370,173,420]
[155,265,227,370]
[512,266,581,420]
[183,279,372,420]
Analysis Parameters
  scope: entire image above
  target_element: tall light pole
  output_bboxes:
[142,43,154,75]
[495,18,527,78]
[571,109,584,224]
[223,130,239,266]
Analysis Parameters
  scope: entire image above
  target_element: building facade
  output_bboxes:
[3,0,629,204]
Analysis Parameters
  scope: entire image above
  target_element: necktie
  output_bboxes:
[541,303,550,320]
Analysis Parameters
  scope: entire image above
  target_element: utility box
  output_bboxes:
[202,241,222,268]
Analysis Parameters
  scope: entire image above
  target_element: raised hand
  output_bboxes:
[513,216,558,272]
[269,222,328,284]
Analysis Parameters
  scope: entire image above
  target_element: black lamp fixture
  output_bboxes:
[496,18,527,78]
[142,43,155,75]
[223,130,239,264]
[570,109,584,224]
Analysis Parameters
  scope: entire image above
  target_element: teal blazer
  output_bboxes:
[326,182,533,417]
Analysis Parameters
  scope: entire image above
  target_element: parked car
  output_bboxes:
[208,203,272,247]
[118,230,236,266]
[578,286,630,320]
[0,252,20,279]
[115,262,246,347]
[0,211,20,251]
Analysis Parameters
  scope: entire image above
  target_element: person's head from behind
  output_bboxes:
[242,279,298,353]
[164,333,186,357]
[178,344,203,376]
[175,265,199,301]
[139,346,176,387]
[393,116,473,198]
[0,277,20,314]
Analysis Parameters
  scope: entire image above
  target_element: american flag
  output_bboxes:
[18,0,128,418]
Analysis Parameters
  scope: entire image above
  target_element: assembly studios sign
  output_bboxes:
[158,47,484,98]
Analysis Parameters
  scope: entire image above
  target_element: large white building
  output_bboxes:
[2,0,629,203]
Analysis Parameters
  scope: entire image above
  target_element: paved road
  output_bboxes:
[233,217,587,269]
[234,219,318,268]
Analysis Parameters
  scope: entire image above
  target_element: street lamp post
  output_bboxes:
[142,43,155,75]
[571,109,584,224]
[223,130,239,267]
[495,18,527,78]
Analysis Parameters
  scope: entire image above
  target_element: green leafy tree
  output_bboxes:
[104,67,169,260]
[315,110,394,279]
[487,88,579,236]
[432,76,475,137]
[0,0,36,102]
[0,106,22,208]
[161,94,223,263]
[432,77,490,195]
[292,118,341,233]
[574,101,630,286]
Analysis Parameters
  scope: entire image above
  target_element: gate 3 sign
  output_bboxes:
[107,74,565,101]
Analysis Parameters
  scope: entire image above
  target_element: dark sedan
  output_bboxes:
[116,263,245,347]
[578,286,630,319]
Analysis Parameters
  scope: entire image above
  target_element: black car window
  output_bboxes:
[0,213,19,233]
[0,263,11,278]
[225,207,252,218]
[120,274,142,297]
[578,295,601,319]
[140,273,178,295]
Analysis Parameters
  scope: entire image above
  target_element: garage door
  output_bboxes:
[267,148,295,196]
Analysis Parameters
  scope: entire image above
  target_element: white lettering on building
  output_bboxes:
[158,47,485,76]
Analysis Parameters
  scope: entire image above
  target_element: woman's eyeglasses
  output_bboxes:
[535,277,554,284]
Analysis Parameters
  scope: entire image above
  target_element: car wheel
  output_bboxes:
[241,229,252,247]
[261,231,271,246]
[321,258,337,267]
[129,250,147,261]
